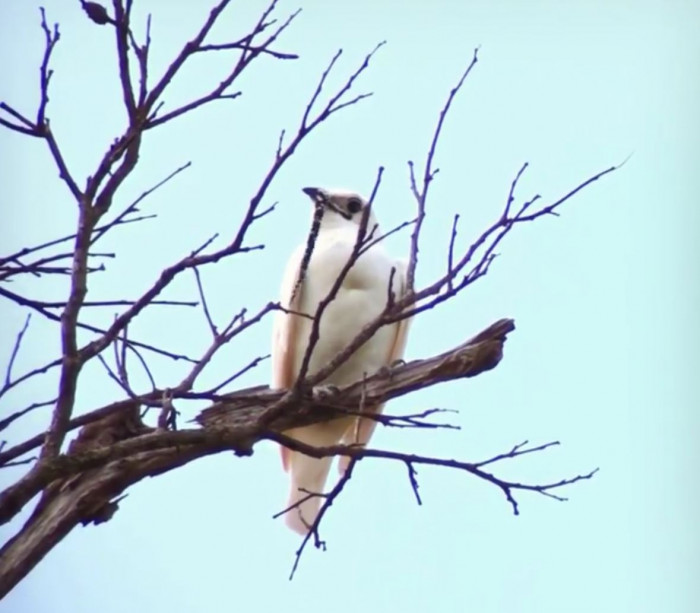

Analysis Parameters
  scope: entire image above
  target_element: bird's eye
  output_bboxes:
[347,199,362,215]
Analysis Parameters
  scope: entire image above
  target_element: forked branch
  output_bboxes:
[0,2,616,596]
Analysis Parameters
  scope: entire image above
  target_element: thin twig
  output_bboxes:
[0,398,56,433]
[204,354,270,395]
[91,161,192,245]
[193,268,218,337]
[406,47,479,293]
[447,214,460,291]
[287,458,358,580]
[406,462,422,505]
[4,315,31,388]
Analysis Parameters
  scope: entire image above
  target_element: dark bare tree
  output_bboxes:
[0,0,616,595]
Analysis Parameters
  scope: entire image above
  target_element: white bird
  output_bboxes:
[271,186,411,535]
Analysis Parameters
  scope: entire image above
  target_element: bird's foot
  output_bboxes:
[376,358,406,378]
[312,384,340,402]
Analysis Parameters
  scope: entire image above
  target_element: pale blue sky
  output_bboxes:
[1,0,698,611]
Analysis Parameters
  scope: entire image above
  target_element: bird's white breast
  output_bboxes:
[294,229,398,384]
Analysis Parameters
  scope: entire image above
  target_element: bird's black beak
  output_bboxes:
[302,186,325,204]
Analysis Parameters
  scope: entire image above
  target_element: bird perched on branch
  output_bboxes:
[272,186,411,535]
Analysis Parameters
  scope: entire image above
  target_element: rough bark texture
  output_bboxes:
[0,318,514,597]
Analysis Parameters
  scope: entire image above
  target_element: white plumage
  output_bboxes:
[271,187,410,535]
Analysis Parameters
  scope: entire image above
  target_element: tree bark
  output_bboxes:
[0,318,514,597]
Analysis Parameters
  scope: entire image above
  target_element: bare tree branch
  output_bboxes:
[268,431,598,518]
[406,47,480,292]
[0,1,614,596]
[0,318,513,527]
[285,458,358,579]
[112,0,137,119]
[90,160,191,245]
[0,399,56,434]
[192,268,218,337]
[197,42,298,60]
[0,287,197,363]
[3,315,32,389]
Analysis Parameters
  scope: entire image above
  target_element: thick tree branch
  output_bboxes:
[0,319,512,527]
[0,319,518,596]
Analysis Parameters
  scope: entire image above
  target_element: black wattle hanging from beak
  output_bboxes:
[292,189,327,304]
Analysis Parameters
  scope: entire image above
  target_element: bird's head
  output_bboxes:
[302,186,379,236]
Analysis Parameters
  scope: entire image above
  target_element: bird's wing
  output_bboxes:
[338,259,412,471]
[271,244,305,472]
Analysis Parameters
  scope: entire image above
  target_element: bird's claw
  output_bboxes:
[312,384,340,401]
[376,358,406,379]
